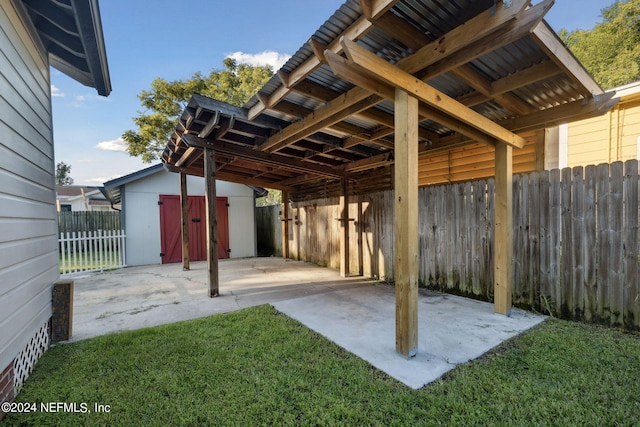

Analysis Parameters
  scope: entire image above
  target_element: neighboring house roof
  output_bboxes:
[56,185,109,207]
[55,185,101,198]
[611,80,640,103]
[15,0,111,96]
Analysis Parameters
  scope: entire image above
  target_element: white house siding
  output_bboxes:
[123,170,256,266]
[0,2,57,378]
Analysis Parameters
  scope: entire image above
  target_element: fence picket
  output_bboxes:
[560,167,573,317]
[572,167,585,320]
[623,160,639,329]
[584,165,597,322]
[609,162,624,327]
[596,163,610,321]
[58,229,126,276]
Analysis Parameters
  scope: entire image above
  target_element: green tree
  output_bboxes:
[123,58,273,163]
[256,189,283,207]
[55,161,74,185]
[559,0,640,89]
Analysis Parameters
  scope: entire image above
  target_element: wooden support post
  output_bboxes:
[494,141,513,315]
[52,279,74,342]
[394,89,419,357]
[281,191,290,259]
[204,147,219,297]
[340,179,350,277]
[180,172,190,271]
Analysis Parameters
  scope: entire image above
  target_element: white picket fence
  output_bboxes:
[59,230,126,276]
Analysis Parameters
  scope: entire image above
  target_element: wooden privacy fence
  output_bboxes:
[285,160,640,330]
[59,230,126,276]
[256,205,282,256]
[58,211,122,234]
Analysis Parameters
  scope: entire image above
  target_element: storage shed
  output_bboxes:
[162,0,616,357]
[0,0,110,412]
[102,164,259,266]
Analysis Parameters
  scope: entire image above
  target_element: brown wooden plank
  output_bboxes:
[609,162,624,327]
[623,160,638,329]
[560,167,573,318]
[281,191,290,259]
[529,171,541,308]
[538,170,551,312]
[571,166,585,320]
[549,169,561,314]
[583,165,598,322]
[512,173,525,305]
[340,180,350,277]
[596,163,610,321]
[394,89,419,357]
[180,172,190,271]
[487,178,495,297]
[494,142,513,315]
[204,148,219,297]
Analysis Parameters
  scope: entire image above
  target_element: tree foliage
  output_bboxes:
[123,58,273,163]
[256,189,283,207]
[56,162,74,185]
[559,0,640,89]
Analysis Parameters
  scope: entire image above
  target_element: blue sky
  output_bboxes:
[51,0,615,185]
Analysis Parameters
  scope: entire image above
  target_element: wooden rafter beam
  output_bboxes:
[400,0,532,76]
[326,50,497,146]
[198,111,220,138]
[341,152,393,172]
[416,0,553,81]
[500,91,618,133]
[449,67,536,115]
[359,0,398,21]
[259,91,382,153]
[330,43,526,148]
[214,116,235,140]
[175,146,200,169]
[530,21,603,96]
[182,134,353,180]
[247,0,401,120]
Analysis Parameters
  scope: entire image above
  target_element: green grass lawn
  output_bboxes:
[4,305,640,426]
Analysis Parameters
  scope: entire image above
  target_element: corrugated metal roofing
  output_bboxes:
[163,0,616,201]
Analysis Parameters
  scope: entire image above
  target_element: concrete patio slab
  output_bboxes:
[273,285,546,389]
[69,257,546,388]
[69,258,370,342]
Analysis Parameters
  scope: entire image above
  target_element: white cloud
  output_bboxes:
[72,95,86,108]
[226,50,291,71]
[51,85,65,98]
[95,137,128,152]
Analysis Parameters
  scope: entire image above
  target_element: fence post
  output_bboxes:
[98,230,104,272]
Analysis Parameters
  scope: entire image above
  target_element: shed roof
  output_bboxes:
[15,0,111,96]
[162,0,617,201]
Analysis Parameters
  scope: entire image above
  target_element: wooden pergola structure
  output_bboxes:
[162,0,616,357]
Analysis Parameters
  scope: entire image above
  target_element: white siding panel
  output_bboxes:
[0,120,53,175]
[0,236,57,272]
[0,218,56,242]
[0,166,54,203]
[0,95,53,161]
[0,3,57,372]
[227,195,256,258]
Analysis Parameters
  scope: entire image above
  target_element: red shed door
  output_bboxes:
[159,195,229,264]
